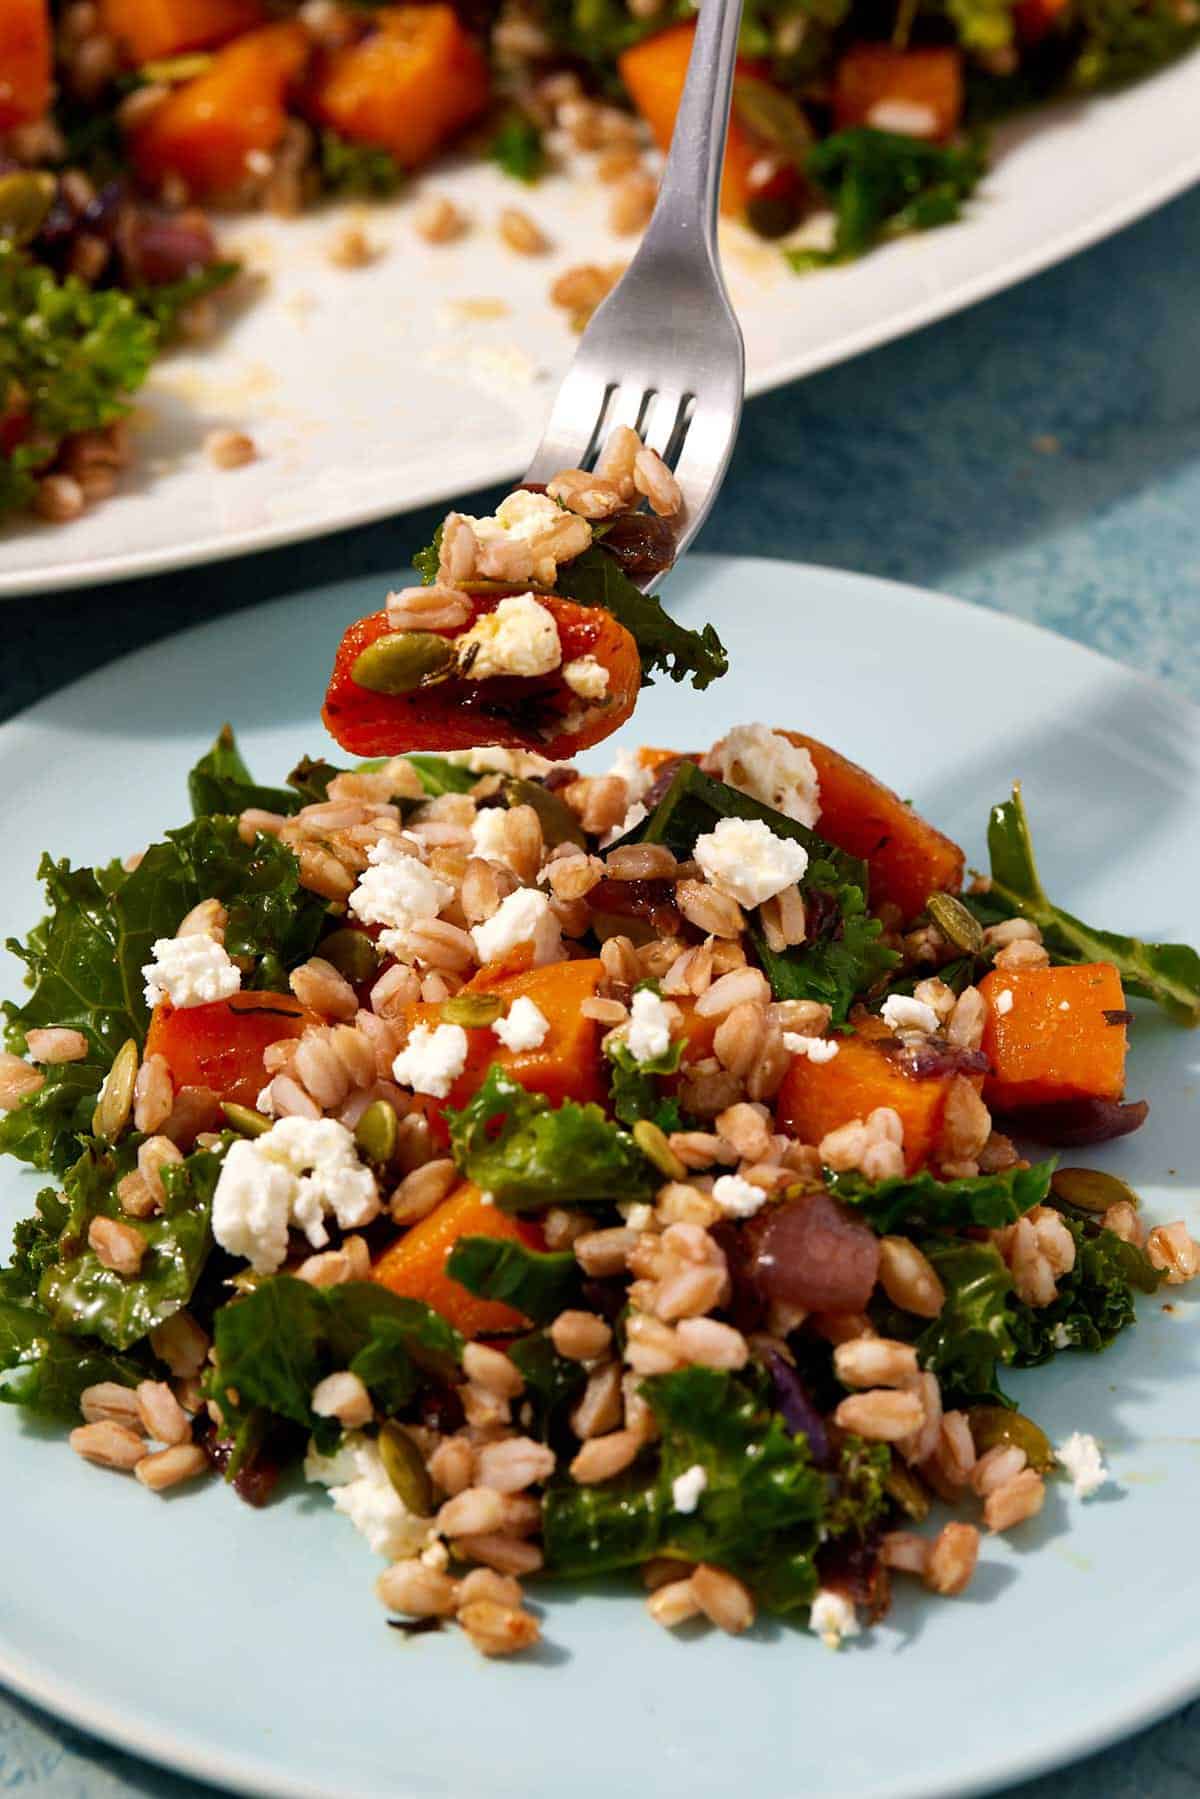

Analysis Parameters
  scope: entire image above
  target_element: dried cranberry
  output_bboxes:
[587,876,680,935]
[598,512,677,577]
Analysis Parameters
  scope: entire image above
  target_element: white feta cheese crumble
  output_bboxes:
[562,655,609,701]
[701,725,821,828]
[1056,1431,1110,1499]
[671,1464,708,1514]
[444,746,556,779]
[142,933,241,1010]
[865,97,938,137]
[455,592,562,681]
[471,805,516,867]
[492,995,551,1052]
[1052,1322,1075,1349]
[712,1173,769,1219]
[392,1022,469,1098]
[255,1083,276,1117]
[211,1116,379,1273]
[619,1201,655,1231]
[783,1032,840,1062]
[994,988,1014,1016]
[464,488,591,587]
[304,1433,434,1560]
[809,1589,861,1650]
[348,838,453,956]
[626,987,673,1063]
[881,995,940,1035]
[600,801,647,849]
[694,815,809,909]
[472,887,562,966]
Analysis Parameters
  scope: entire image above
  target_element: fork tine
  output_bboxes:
[523,367,613,483]
[638,390,688,462]
[596,381,652,450]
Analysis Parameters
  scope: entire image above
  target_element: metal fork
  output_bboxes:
[523,0,747,588]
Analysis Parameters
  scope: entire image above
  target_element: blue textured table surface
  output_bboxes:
[3,182,1199,1797]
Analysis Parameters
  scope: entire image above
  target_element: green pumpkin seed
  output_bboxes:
[222,1102,273,1138]
[92,1039,139,1141]
[139,52,214,82]
[440,992,503,1028]
[319,927,380,985]
[732,76,814,169]
[967,1404,1055,1473]
[884,1451,932,1522]
[503,778,587,850]
[927,892,985,955]
[0,170,57,247]
[378,1421,433,1515]
[355,1098,398,1166]
[351,632,457,695]
[632,1119,685,1181]
[1051,1166,1139,1214]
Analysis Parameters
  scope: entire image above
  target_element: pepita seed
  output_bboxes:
[441,992,503,1027]
[140,52,214,82]
[319,927,380,985]
[503,777,587,850]
[966,1404,1055,1473]
[222,1102,273,1138]
[0,171,57,246]
[378,1420,433,1515]
[351,632,456,695]
[884,1449,932,1522]
[354,1098,398,1166]
[927,892,985,955]
[632,1118,685,1181]
[92,1039,138,1141]
[1051,1166,1140,1214]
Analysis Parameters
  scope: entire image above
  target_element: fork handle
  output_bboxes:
[645,0,747,258]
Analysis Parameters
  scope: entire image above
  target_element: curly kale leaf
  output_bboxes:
[0,1060,106,1174]
[0,1296,150,1420]
[831,1159,1054,1234]
[446,1066,655,1211]
[130,260,239,343]
[488,111,547,183]
[208,1277,463,1451]
[188,724,300,819]
[788,129,987,269]
[1009,1213,1162,1362]
[543,1367,840,1610]
[34,1138,222,1351]
[554,545,729,692]
[605,1033,683,1132]
[969,783,1200,1024]
[318,128,404,197]
[912,1240,1018,1405]
[445,1234,581,1325]
[0,243,157,514]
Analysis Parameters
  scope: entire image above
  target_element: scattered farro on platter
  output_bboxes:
[2,539,1198,1684]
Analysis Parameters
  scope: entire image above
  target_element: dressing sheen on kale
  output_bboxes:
[629,761,897,1020]
[209,1277,463,1455]
[446,1066,656,1211]
[968,784,1200,1024]
[830,1159,1054,1233]
[542,1366,886,1609]
[188,724,300,819]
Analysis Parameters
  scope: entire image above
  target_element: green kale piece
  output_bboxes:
[445,1234,582,1325]
[286,749,476,807]
[130,260,239,343]
[488,111,547,183]
[446,1065,655,1211]
[554,545,728,691]
[605,1035,684,1132]
[0,1295,149,1420]
[35,1138,221,1351]
[830,1159,1054,1234]
[631,761,897,1020]
[0,1060,106,1174]
[1070,0,1200,89]
[187,724,300,819]
[968,783,1200,1024]
[543,1367,842,1610]
[912,1240,1018,1405]
[208,1277,463,1452]
[1009,1213,1162,1361]
[508,1329,587,1439]
[0,243,158,514]
[318,129,404,197]
[788,129,987,269]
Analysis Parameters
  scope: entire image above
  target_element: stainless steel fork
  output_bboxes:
[523,0,747,589]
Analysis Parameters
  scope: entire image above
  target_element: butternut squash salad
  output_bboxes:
[2,687,1198,1653]
[3,0,1198,521]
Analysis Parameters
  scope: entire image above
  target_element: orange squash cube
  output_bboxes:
[0,0,51,130]
[144,990,311,1109]
[776,1031,975,1173]
[833,44,963,141]
[306,5,488,168]
[371,1182,536,1337]
[98,0,263,65]
[619,22,759,217]
[979,963,1128,1110]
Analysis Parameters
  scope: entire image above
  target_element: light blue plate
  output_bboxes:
[1,556,1197,1799]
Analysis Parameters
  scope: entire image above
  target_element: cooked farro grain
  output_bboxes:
[574,1226,637,1277]
[647,1577,702,1628]
[833,1338,919,1389]
[458,1599,541,1656]
[925,1522,980,1595]
[134,1443,211,1492]
[877,1235,946,1318]
[880,1531,931,1576]
[290,956,358,1020]
[677,882,745,941]
[569,1428,642,1483]
[149,1311,209,1380]
[452,1533,544,1576]
[833,1389,925,1442]
[624,1312,685,1376]
[81,1383,145,1431]
[569,1363,624,1439]
[377,1561,460,1617]
[88,1216,145,1277]
[462,1342,525,1400]
[1146,1220,1200,1283]
[0,1052,44,1110]
[633,446,683,517]
[935,1411,977,1487]
[947,985,986,1050]
[205,429,256,470]
[971,1444,1026,1497]
[550,1310,613,1361]
[116,1169,157,1218]
[70,1421,148,1470]
[674,1317,749,1370]
[24,1027,89,1064]
[1103,1199,1145,1246]
[135,1380,192,1446]
[35,474,85,522]
[499,206,549,254]
[983,1468,1046,1532]
[456,1568,524,1609]
[327,223,374,268]
[691,1565,755,1634]
[311,1371,374,1428]
[137,1134,183,1205]
[476,1437,556,1494]
[429,1436,476,1497]
[414,193,466,243]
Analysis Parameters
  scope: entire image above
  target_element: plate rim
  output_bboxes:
[1,551,1198,1799]
[3,131,1199,600]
